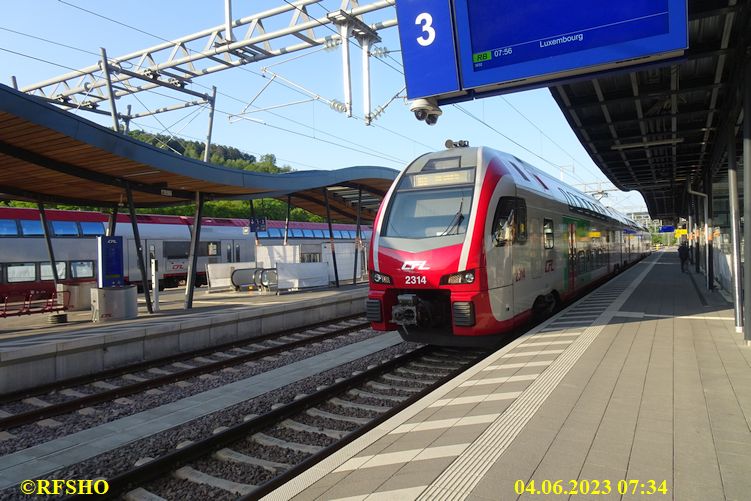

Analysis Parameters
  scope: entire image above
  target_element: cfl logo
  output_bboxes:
[401,260,430,271]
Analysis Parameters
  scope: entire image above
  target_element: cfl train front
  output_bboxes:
[367,146,516,347]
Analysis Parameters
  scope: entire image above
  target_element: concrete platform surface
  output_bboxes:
[266,252,751,501]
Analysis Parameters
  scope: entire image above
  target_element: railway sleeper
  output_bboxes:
[329,397,389,413]
[253,433,323,454]
[395,367,437,378]
[281,419,349,439]
[421,356,465,365]
[348,388,409,403]
[410,361,453,372]
[306,408,371,426]
[213,448,290,473]
[173,465,256,495]
[366,380,423,393]
[381,373,433,386]
[124,487,167,501]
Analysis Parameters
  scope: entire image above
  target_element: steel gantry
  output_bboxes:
[13,0,397,127]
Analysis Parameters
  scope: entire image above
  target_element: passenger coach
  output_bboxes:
[366,144,650,346]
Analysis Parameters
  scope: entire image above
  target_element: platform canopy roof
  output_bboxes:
[550,0,749,220]
[0,84,397,222]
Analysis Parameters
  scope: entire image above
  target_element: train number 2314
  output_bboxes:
[405,275,427,285]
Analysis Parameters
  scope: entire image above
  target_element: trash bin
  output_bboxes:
[90,286,138,322]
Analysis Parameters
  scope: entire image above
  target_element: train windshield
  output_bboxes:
[383,185,473,239]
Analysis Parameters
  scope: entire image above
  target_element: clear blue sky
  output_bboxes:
[0,0,648,213]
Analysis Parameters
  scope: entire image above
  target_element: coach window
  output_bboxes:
[51,221,79,237]
[80,222,105,236]
[20,220,44,236]
[7,263,36,282]
[543,219,554,249]
[40,262,67,280]
[303,229,314,238]
[0,219,19,236]
[164,241,190,259]
[71,261,95,279]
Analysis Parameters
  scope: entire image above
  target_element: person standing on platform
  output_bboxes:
[678,241,689,272]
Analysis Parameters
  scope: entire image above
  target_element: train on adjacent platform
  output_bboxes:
[0,207,370,299]
[366,145,651,347]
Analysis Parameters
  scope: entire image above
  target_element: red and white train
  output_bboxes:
[0,207,370,300]
[366,145,650,346]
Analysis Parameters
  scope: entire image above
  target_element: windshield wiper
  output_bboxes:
[439,199,465,236]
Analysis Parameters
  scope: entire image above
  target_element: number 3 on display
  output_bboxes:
[415,13,435,46]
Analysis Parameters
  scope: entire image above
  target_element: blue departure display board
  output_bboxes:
[453,0,687,92]
[396,0,688,101]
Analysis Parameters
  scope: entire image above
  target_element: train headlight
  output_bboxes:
[370,271,392,284]
[441,270,475,285]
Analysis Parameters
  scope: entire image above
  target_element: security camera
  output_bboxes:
[409,97,442,125]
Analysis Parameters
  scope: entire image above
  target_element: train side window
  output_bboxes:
[0,219,19,236]
[291,229,304,238]
[543,219,554,249]
[164,241,190,259]
[71,261,95,279]
[7,263,37,282]
[40,262,67,280]
[80,222,105,236]
[51,221,79,237]
[312,229,324,238]
[302,229,314,238]
[492,197,514,246]
[333,230,343,239]
[257,230,269,238]
[0,264,3,283]
[20,220,44,236]
[268,228,283,238]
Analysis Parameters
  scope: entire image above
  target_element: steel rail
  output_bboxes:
[81,345,486,500]
[0,318,369,430]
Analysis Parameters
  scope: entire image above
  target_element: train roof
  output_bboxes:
[414,146,646,231]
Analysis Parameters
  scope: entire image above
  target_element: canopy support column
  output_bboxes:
[728,126,743,332]
[352,187,362,284]
[705,168,714,290]
[185,192,205,309]
[743,62,751,345]
[126,185,152,314]
[323,187,340,288]
[107,205,118,237]
[37,203,59,290]
[283,195,291,246]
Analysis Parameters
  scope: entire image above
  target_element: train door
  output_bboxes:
[487,196,524,322]
[530,216,542,280]
[567,222,576,292]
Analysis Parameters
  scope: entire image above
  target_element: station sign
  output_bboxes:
[97,235,124,288]
[659,225,676,233]
[397,0,688,102]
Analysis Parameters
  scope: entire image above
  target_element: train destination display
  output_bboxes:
[454,0,688,91]
[397,0,687,101]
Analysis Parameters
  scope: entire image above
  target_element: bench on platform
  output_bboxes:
[1,290,70,318]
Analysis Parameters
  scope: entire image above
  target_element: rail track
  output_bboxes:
[82,345,488,500]
[0,316,369,432]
